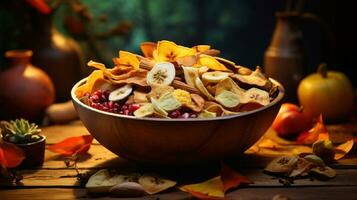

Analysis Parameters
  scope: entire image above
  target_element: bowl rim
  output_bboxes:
[71,77,285,122]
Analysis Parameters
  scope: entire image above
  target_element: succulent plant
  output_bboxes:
[0,119,42,144]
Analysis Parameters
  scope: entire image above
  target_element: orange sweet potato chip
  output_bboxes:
[140,42,157,58]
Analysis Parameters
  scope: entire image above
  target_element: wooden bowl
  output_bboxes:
[71,78,284,165]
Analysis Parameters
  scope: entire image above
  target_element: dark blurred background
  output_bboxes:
[0,0,354,88]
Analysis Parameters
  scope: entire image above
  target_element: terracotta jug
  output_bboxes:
[28,12,85,103]
[264,12,305,102]
[264,11,331,102]
[0,50,55,121]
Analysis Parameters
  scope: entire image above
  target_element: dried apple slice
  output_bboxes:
[158,92,182,111]
[215,90,240,108]
[310,166,336,179]
[133,103,154,118]
[138,174,176,195]
[86,170,137,194]
[198,110,217,118]
[150,97,168,116]
[195,76,215,101]
[264,156,299,175]
[241,88,270,106]
[232,67,272,90]
[182,66,199,87]
[147,84,175,100]
[215,77,245,96]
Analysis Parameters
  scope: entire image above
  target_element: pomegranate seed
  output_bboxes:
[108,101,114,109]
[129,104,140,112]
[180,112,190,119]
[123,109,130,115]
[189,113,198,118]
[90,95,100,103]
[103,90,111,99]
[121,104,128,111]
[93,90,102,96]
[169,110,181,118]
[119,110,124,114]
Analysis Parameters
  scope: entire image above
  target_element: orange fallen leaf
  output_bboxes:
[296,115,329,145]
[48,135,93,156]
[334,139,354,160]
[0,142,25,168]
[257,138,280,150]
[180,176,225,200]
[220,164,252,192]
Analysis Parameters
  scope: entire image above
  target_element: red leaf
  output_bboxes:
[48,135,93,156]
[0,142,25,168]
[25,0,52,14]
[220,164,253,192]
[297,115,329,145]
[180,176,225,200]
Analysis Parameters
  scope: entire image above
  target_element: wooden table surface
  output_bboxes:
[1,120,357,200]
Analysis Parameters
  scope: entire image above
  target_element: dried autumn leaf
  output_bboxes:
[0,142,25,168]
[334,139,354,160]
[296,115,329,145]
[180,176,225,200]
[220,164,252,192]
[48,135,93,156]
[140,42,157,58]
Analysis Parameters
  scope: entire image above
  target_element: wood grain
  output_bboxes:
[1,186,357,200]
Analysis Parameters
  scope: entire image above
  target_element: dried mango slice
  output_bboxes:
[140,42,157,58]
[76,70,104,98]
[196,55,229,71]
[117,51,140,70]
[192,45,211,53]
[153,40,195,62]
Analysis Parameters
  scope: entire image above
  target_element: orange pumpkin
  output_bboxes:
[297,64,354,122]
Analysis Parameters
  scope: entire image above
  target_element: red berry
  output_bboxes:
[122,104,128,110]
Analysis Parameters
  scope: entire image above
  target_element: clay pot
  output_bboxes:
[29,12,85,103]
[0,50,55,121]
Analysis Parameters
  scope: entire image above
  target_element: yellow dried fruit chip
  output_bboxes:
[118,51,140,69]
[76,70,104,98]
[196,55,229,71]
[172,89,192,105]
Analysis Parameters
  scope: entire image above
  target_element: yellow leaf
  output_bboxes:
[180,176,225,199]
[197,55,229,71]
[335,139,354,160]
